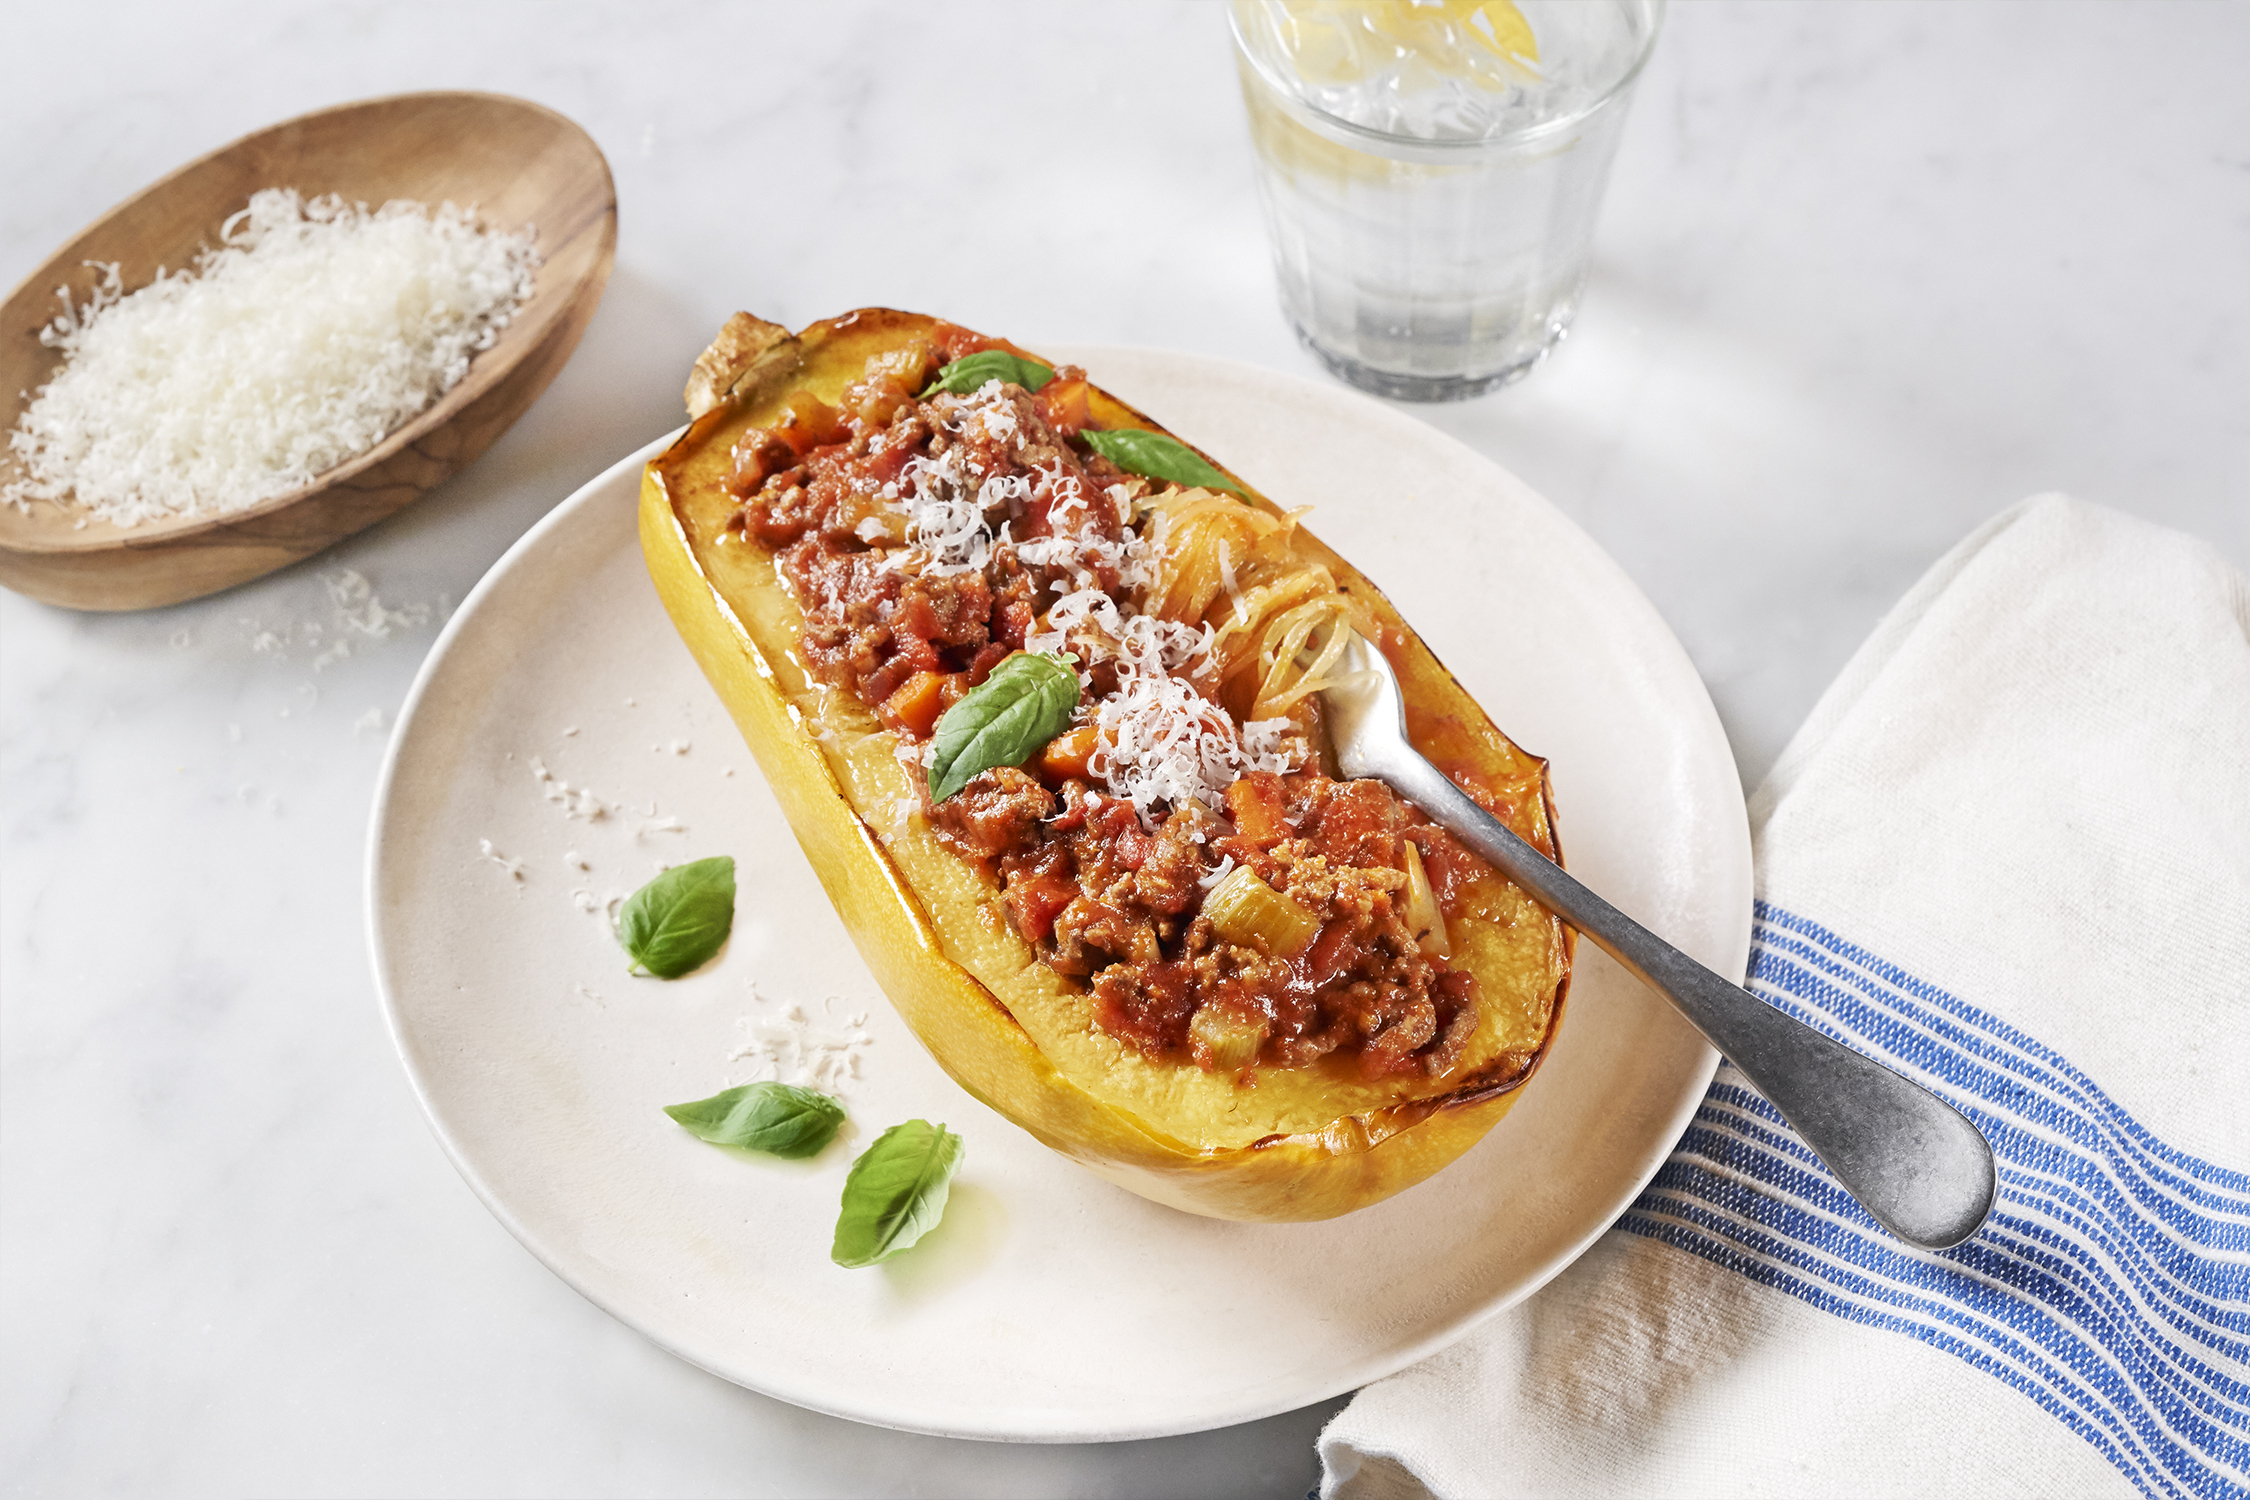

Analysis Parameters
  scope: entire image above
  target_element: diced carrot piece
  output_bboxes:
[1040,725,1098,783]
[880,670,946,739]
[1034,377,1093,438]
[1225,772,1289,847]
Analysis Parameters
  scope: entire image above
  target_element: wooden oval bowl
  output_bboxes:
[0,91,616,611]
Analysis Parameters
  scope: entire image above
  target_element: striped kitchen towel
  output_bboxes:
[1320,495,2250,1499]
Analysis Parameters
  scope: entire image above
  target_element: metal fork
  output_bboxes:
[1320,631,1996,1251]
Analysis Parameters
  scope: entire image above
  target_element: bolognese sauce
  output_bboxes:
[724,325,1515,1081]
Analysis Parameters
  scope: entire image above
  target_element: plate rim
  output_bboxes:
[365,349,1739,1442]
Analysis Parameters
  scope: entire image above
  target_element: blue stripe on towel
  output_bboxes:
[1618,903,2250,1500]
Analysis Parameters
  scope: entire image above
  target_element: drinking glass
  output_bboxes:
[1232,0,1663,401]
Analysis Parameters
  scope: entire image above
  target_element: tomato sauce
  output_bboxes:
[726,345,1494,1079]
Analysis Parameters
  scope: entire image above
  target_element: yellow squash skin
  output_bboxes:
[640,308,1571,1221]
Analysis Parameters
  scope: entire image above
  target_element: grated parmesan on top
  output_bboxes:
[1014,471,1165,598]
[1025,585,1296,821]
[3,188,538,527]
[1091,671,1297,820]
[839,376,1303,826]
[875,380,1168,595]
[892,446,1022,577]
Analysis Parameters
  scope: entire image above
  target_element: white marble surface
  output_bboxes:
[3,3,2243,1495]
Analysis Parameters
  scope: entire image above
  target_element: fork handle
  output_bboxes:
[1380,754,1996,1251]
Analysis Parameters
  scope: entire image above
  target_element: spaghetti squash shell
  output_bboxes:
[640,308,1571,1221]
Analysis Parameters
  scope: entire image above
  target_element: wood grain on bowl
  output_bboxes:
[0,91,616,611]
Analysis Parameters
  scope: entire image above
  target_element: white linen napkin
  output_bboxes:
[1319,495,2250,1499]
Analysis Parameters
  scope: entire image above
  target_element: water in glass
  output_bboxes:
[1233,1,1662,400]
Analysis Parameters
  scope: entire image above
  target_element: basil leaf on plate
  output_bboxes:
[1081,427,1241,494]
[926,652,1080,803]
[832,1119,965,1269]
[663,1081,844,1159]
[920,349,1055,397]
[618,855,735,978]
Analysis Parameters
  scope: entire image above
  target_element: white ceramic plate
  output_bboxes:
[367,347,1746,1443]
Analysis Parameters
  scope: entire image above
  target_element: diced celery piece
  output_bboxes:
[1203,865,1320,957]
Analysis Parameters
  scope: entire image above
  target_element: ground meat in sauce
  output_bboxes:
[728,332,1501,1079]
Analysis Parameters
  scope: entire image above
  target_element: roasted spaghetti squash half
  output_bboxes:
[640,308,1569,1221]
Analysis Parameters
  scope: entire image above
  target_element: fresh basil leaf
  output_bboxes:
[1081,427,1242,494]
[617,855,736,978]
[926,652,1080,803]
[832,1119,964,1268]
[920,349,1055,397]
[663,1081,844,1159]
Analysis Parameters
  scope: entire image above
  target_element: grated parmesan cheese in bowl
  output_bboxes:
[2,188,538,528]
